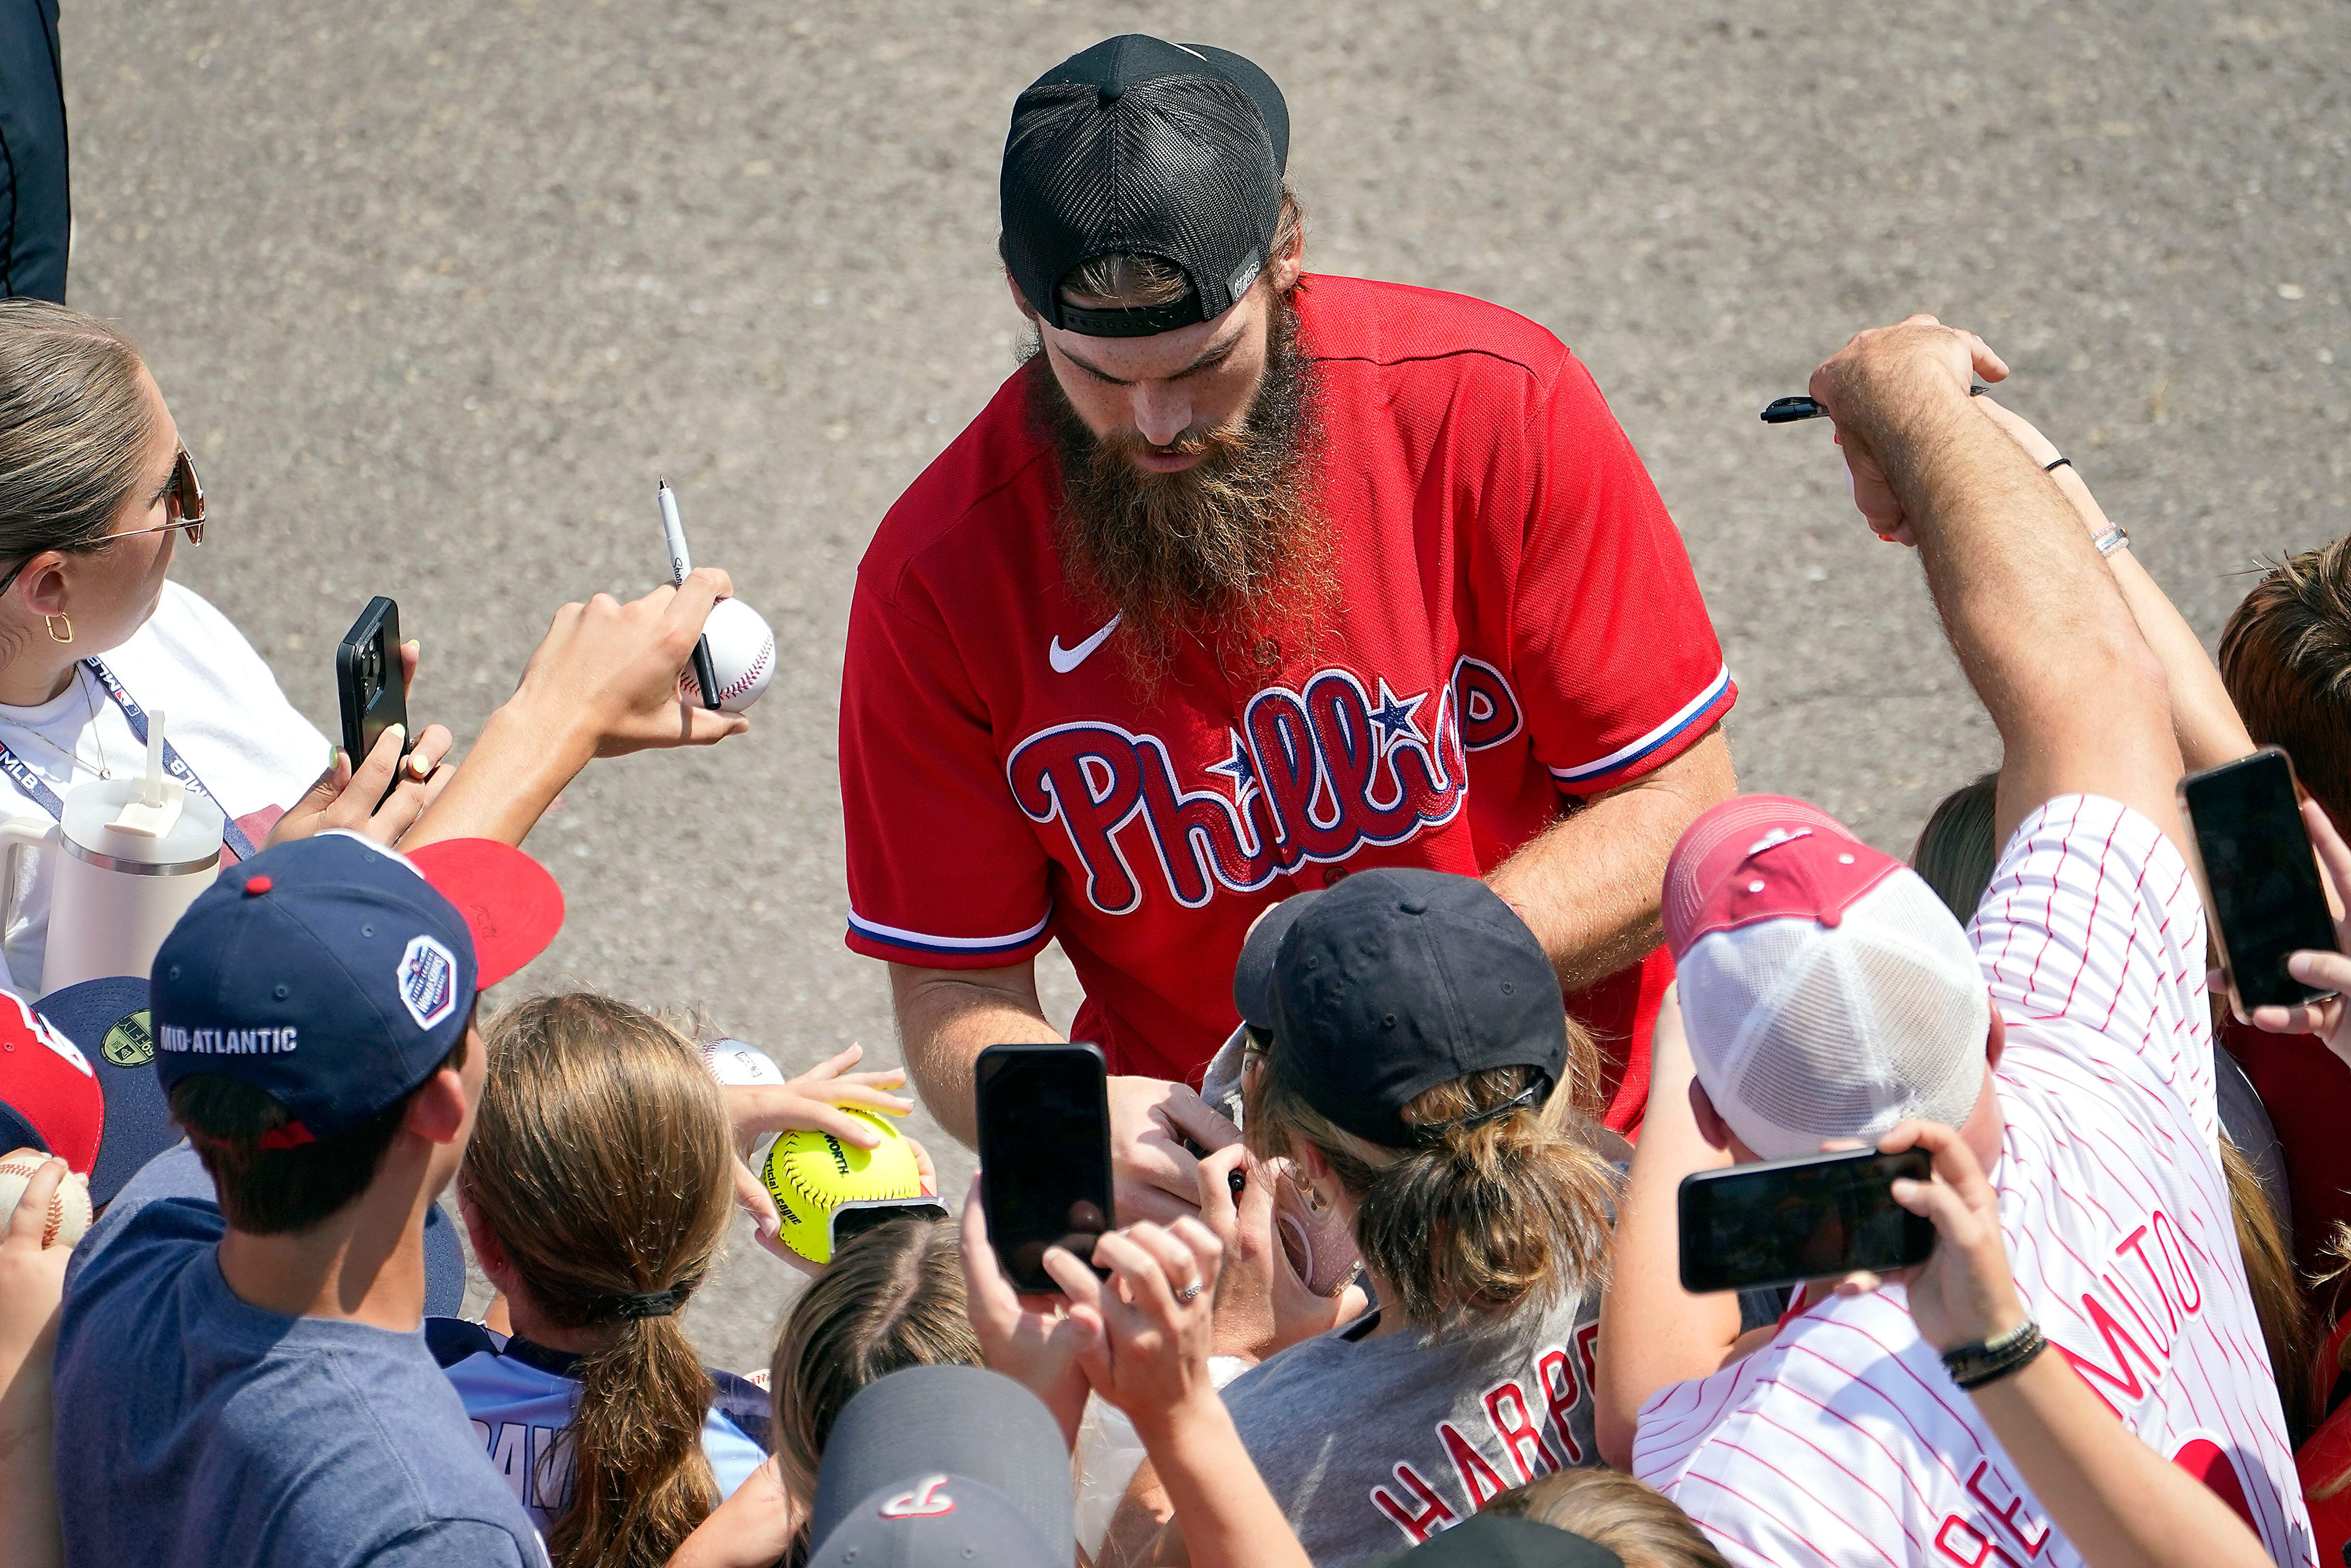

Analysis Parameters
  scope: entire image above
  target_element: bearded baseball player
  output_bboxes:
[839,35,1737,1219]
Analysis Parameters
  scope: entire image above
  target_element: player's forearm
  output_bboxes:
[1967,1352,2274,1568]
[888,960,1062,1146]
[1594,987,1740,1467]
[1488,727,1735,991]
[1134,1395,1308,1568]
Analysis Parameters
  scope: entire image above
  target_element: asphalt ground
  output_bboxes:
[60,0,2348,1371]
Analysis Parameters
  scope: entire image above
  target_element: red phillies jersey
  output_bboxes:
[839,276,1735,1123]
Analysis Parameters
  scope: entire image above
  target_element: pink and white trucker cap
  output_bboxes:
[1663,795,1990,1160]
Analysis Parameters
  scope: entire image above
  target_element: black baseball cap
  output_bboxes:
[1232,869,1568,1150]
[1369,1515,1625,1568]
[805,1366,1071,1568]
[1001,34,1289,338]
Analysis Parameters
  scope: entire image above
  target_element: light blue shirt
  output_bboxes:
[428,1317,769,1535]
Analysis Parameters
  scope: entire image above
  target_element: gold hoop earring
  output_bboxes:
[45,614,71,645]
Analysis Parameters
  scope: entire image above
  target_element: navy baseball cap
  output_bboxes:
[151,833,563,1143]
[1233,870,1568,1150]
[1002,35,1289,338]
[34,976,175,1206]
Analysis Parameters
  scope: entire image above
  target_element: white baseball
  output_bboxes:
[684,598,776,714]
[700,1037,787,1088]
[0,1148,91,1249]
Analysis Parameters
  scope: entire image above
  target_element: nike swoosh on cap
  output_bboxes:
[1049,614,1122,674]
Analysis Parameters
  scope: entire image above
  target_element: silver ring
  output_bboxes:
[1176,1281,1204,1303]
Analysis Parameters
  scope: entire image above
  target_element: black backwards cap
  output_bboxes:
[1001,34,1290,338]
[1232,869,1570,1151]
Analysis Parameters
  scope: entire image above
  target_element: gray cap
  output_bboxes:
[804,1366,1072,1568]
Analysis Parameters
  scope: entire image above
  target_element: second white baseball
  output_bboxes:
[686,598,776,714]
[700,1037,787,1088]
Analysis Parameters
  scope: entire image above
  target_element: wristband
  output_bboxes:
[1943,1319,2045,1390]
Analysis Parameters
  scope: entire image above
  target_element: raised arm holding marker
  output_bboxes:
[658,479,722,710]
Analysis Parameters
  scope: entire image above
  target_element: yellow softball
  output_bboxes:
[759,1109,922,1265]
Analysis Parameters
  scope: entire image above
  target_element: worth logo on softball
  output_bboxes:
[758,1109,922,1265]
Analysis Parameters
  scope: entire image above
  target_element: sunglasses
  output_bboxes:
[0,445,207,600]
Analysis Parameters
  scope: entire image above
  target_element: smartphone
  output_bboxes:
[831,1197,952,1256]
[2179,747,2341,1015]
[335,597,411,805]
[1678,1146,1935,1295]
[975,1043,1115,1293]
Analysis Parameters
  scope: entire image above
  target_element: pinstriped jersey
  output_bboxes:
[838,275,1734,1116]
[1635,795,2314,1568]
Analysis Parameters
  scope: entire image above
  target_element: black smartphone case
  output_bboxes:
[335,597,412,803]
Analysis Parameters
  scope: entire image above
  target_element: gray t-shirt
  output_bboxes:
[53,1175,546,1567]
[1222,1290,1600,1566]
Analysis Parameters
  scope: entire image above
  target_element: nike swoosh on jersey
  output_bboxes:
[1049,614,1122,674]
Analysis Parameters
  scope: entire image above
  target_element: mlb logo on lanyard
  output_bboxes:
[397,936,459,1031]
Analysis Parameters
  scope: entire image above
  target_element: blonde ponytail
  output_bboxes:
[462,995,735,1568]
[1247,1050,1617,1333]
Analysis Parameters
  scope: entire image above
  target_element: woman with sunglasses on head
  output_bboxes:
[0,299,441,992]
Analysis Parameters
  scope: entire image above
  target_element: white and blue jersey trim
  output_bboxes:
[845,908,1051,957]
[1548,664,1731,787]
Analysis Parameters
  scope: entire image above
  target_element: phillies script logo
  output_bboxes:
[1009,664,1514,915]
[879,1476,956,1519]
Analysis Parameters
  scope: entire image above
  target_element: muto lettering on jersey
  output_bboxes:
[2055,1209,2205,1417]
[1009,661,1529,916]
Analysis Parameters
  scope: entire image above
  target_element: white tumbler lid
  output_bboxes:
[60,776,224,869]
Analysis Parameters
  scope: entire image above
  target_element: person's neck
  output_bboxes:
[0,632,83,708]
[214,1161,440,1331]
[1962,1069,2006,1175]
[1358,1264,1408,1340]
[502,1287,617,1357]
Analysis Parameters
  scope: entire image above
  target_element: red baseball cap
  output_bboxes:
[405,837,567,988]
[1663,795,1904,959]
[0,988,104,1173]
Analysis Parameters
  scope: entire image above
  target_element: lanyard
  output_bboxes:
[0,658,257,863]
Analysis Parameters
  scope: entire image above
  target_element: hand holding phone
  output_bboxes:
[1862,1121,2027,1355]
[2179,747,2343,1018]
[975,1043,1115,1293]
[2235,791,2351,1054]
[1679,1145,1936,1295]
[336,597,412,808]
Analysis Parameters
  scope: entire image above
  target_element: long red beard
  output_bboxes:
[1028,296,1331,694]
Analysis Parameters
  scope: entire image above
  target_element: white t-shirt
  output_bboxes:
[1634,795,2316,1568]
[0,581,327,993]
